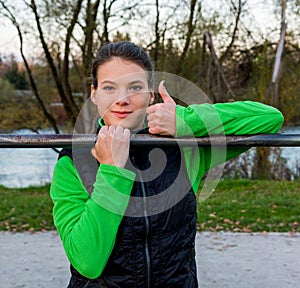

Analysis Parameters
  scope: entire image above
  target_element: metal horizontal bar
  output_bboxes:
[0,133,300,148]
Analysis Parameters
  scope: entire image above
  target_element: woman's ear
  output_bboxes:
[91,85,97,104]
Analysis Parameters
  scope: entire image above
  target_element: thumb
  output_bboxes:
[158,81,175,104]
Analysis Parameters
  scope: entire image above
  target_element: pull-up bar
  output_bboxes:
[0,133,300,148]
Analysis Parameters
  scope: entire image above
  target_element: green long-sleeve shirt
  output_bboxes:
[50,101,284,279]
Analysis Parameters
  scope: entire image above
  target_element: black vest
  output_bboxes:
[62,130,198,288]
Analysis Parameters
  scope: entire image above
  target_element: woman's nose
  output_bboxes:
[115,89,130,105]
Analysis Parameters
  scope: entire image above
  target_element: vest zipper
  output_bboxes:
[136,167,151,288]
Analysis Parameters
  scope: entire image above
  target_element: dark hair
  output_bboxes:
[91,41,154,89]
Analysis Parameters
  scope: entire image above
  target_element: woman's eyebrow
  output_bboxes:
[128,80,146,85]
[100,80,116,85]
[100,80,146,85]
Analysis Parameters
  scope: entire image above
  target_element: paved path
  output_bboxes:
[0,231,299,287]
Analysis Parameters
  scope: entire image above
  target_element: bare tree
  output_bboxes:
[100,0,139,43]
[102,0,116,43]
[28,0,82,127]
[203,31,234,103]
[201,0,247,102]
[146,0,181,70]
[264,0,287,109]
[153,0,160,65]
[0,0,60,133]
[76,0,101,132]
[220,0,245,63]
[176,0,199,74]
[1,0,136,133]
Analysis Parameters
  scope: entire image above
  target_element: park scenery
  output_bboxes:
[0,0,300,233]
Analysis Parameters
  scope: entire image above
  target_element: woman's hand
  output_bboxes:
[146,81,176,136]
[91,125,130,168]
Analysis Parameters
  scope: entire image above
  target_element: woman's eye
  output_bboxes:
[130,85,142,91]
[103,86,115,92]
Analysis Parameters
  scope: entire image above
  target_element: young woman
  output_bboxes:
[50,41,284,288]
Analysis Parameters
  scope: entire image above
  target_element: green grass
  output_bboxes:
[197,179,300,233]
[0,180,299,233]
[0,184,55,232]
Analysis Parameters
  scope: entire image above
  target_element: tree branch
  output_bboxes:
[0,0,60,134]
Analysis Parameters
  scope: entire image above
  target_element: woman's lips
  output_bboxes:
[112,111,133,118]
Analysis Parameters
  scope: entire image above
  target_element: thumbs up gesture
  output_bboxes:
[146,81,176,136]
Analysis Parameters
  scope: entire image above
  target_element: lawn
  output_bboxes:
[0,180,299,232]
[197,179,300,233]
[0,184,54,232]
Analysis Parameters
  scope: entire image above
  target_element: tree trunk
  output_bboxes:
[0,0,59,134]
[220,0,243,63]
[29,0,80,126]
[153,0,160,67]
[204,32,234,102]
[61,0,83,121]
[176,0,198,74]
[263,0,287,110]
[80,0,101,133]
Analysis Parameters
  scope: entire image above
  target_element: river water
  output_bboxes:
[0,129,58,188]
[0,127,299,188]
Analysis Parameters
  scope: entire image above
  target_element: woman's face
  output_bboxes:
[91,57,154,131]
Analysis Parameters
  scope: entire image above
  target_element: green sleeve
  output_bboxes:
[175,101,284,192]
[50,156,136,279]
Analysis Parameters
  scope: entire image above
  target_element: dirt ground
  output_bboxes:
[0,231,299,288]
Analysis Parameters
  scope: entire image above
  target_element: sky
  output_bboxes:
[0,25,19,55]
